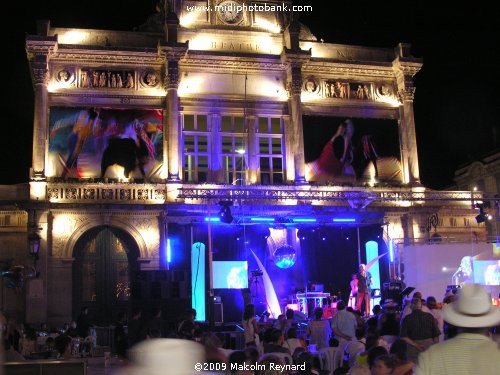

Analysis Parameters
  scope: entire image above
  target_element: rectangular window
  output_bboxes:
[221,116,246,184]
[182,114,210,183]
[257,117,284,184]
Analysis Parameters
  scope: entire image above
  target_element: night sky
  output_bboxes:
[4,0,499,188]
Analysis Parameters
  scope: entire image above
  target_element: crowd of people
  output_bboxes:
[2,283,499,375]
[238,283,500,375]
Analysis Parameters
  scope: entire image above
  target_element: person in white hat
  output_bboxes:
[415,283,500,375]
[120,338,206,375]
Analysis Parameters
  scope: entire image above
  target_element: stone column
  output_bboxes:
[209,113,224,183]
[282,54,309,184]
[393,45,422,186]
[26,36,57,179]
[162,109,169,179]
[160,45,187,182]
[166,60,181,181]
[246,115,259,184]
[282,115,294,182]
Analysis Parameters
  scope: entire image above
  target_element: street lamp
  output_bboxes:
[28,232,41,257]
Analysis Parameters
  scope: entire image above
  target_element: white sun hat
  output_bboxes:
[442,283,500,328]
[121,338,205,375]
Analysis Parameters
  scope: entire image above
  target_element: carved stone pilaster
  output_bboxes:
[290,62,303,95]
[281,48,311,184]
[392,51,422,185]
[166,59,180,89]
[26,37,57,179]
[32,64,50,86]
[398,86,416,102]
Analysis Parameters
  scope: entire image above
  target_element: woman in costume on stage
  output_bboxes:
[306,119,355,181]
[348,273,358,309]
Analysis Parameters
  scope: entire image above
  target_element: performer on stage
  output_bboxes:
[348,274,358,309]
[356,264,372,316]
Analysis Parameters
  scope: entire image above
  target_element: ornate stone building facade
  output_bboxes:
[0,1,491,325]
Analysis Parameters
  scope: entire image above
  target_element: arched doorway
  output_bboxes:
[72,226,139,325]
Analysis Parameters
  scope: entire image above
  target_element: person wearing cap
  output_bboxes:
[415,283,500,375]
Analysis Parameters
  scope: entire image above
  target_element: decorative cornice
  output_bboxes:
[158,42,189,60]
[302,62,395,79]
[50,52,164,66]
[26,36,58,58]
[49,92,165,107]
[180,57,286,73]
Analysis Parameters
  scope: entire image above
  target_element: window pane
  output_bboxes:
[234,117,244,133]
[272,157,282,171]
[236,172,245,181]
[234,136,245,153]
[258,117,268,133]
[261,173,270,185]
[197,115,207,131]
[223,156,234,169]
[198,172,207,183]
[184,135,195,152]
[273,173,283,184]
[272,138,282,154]
[259,137,269,154]
[271,118,281,134]
[222,116,232,132]
[184,115,194,131]
[199,156,208,183]
[198,156,208,169]
[222,136,233,153]
[260,157,270,170]
[236,156,245,170]
[198,135,208,152]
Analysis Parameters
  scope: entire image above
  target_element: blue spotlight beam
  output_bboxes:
[292,218,317,223]
[250,217,275,222]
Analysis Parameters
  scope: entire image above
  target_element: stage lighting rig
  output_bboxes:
[218,201,233,223]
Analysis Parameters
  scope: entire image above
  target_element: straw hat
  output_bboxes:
[123,339,205,375]
[443,283,500,328]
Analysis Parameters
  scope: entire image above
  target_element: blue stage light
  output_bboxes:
[250,217,275,222]
[166,238,171,263]
[292,218,317,223]
[204,217,221,222]
[333,218,356,222]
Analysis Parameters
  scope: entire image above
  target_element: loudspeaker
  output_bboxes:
[214,303,223,323]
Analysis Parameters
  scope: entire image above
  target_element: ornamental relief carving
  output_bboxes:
[51,214,90,258]
[129,216,160,257]
[79,69,135,89]
[303,77,397,103]
[139,70,161,88]
[51,212,160,258]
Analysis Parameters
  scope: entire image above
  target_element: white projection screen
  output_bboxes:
[403,243,500,301]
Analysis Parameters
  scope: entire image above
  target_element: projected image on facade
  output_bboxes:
[48,107,163,179]
[303,116,402,184]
